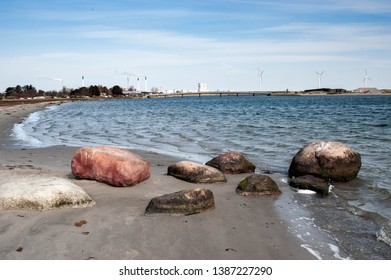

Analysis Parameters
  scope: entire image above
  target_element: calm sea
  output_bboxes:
[11,95,391,259]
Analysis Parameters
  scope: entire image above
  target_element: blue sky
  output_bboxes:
[1,0,390,92]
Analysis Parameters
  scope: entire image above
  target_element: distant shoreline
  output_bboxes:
[1,90,390,106]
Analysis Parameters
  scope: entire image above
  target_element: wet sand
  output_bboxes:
[0,102,315,260]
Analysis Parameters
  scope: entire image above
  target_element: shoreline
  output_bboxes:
[1,90,390,105]
[0,102,339,260]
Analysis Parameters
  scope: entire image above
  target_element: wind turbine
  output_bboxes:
[137,77,140,92]
[134,74,147,91]
[315,70,324,88]
[257,68,264,91]
[363,70,371,87]
[53,78,64,89]
[38,77,64,90]
[117,71,147,92]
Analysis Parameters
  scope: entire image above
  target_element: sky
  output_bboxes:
[1,0,391,92]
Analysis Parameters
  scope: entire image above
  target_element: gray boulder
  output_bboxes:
[288,141,361,182]
[145,188,215,216]
[206,151,256,174]
[289,175,330,196]
[236,174,281,196]
[167,161,227,184]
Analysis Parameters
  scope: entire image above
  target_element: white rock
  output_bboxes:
[0,176,95,211]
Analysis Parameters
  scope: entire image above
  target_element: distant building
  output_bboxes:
[353,87,380,93]
[198,82,208,93]
[304,88,347,94]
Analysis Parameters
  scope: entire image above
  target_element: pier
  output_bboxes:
[146,91,272,98]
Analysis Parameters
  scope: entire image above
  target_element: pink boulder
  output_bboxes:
[71,146,150,187]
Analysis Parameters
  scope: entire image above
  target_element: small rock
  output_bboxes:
[225,248,237,252]
[145,188,215,216]
[206,151,256,174]
[71,146,150,187]
[236,174,281,196]
[289,175,330,196]
[74,219,88,227]
[167,161,226,184]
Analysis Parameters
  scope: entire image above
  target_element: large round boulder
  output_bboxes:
[206,151,256,174]
[288,141,361,182]
[167,161,227,184]
[236,174,281,196]
[71,146,150,187]
[145,188,215,216]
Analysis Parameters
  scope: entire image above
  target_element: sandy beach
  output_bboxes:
[0,101,315,260]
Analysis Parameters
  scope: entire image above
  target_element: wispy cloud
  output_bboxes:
[79,23,391,57]
[0,0,390,91]
[231,0,391,14]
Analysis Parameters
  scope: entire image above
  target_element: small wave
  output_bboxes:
[376,226,391,246]
[301,244,322,260]
[366,184,391,199]
[328,244,350,260]
[9,107,52,147]
[236,124,259,129]
[346,205,367,217]
[296,189,317,195]
[371,123,389,127]
[24,110,42,124]
[279,178,288,183]
[45,104,60,112]
[11,123,43,147]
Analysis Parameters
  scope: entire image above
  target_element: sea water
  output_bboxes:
[11,95,391,259]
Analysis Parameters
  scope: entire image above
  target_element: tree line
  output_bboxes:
[1,84,124,99]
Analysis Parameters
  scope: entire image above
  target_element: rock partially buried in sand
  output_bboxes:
[0,176,95,211]
[71,146,150,187]
[168,161,227,184]
[206,151,256,174]
[236,174,281,196]
[288,141,361,182]
[289,175,330,196]
[145,188,215,216]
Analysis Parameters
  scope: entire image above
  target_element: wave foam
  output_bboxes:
[328,243,350,260]
[301,244,322,260]
[11,111,44,147]
[376,226,391,246]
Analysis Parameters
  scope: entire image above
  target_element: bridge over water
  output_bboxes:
[146,91,272,98]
